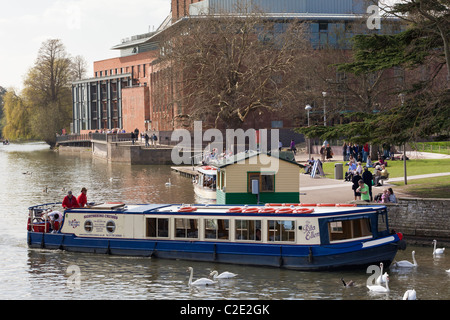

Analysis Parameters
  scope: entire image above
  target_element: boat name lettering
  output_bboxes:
[303,221,320,241]
[83,214,118,220]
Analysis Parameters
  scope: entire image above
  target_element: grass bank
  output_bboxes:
[322,159,450,199]
[322,159,450,179]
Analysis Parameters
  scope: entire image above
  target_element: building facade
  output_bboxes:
[72,0,398,134]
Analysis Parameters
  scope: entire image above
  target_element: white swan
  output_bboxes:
[446,269,450,273]
[432,240,445,255]
[187,267,216,286]
[376,262,388,284]
[403,289,417,300]
[165,178,172,187]
[367,275,390,293]
[210,270,237,279]
[393,251,417,268]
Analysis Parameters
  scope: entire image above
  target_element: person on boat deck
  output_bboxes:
[62,191,78,209]
[77,187,88,208]
[49,212,61,232]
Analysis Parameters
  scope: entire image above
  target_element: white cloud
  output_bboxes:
[0,0,171,90]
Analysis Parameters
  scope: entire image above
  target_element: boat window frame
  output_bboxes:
[145,217,169,238]
[327,218,372,244]
[235,218,262,242]
[319,214,375,245]
[267,219,296,243]
[204,218,230,241]
[174,217,199,239]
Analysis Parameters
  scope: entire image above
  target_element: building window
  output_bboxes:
[319,22,328,31]
[248,172,275,193]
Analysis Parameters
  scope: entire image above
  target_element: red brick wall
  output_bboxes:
[122,86,150,134]
[94,51,158,85]
[171,0,203,21]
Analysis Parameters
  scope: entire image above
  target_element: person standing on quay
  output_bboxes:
[362,167,374,201]
[357,180,370,202]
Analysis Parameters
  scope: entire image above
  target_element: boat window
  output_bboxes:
[84,220,93,232]
[175,218,199,239]
[235,219,262,241]
[146,218,169,238]
[268,220,296,242]
[106,221,116,233]
[204,219,229,240]
[328,218,372,242]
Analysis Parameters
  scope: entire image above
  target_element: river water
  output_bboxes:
[1,142,449,301]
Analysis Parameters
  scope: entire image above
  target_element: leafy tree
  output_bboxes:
[2,89,35,140]
[22,39,75,147]
[0,86,6,137]
[299,0,450,144]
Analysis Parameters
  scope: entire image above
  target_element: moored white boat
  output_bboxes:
[193,166,217,200]
[27,202,406,271]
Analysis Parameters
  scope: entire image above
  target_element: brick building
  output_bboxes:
[72,0,400,135]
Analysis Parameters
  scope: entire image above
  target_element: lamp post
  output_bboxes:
[322,91,327,126]
[399,93,407,185]
[305,104,312,160]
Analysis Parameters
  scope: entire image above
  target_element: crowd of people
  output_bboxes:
[344,159,396,203]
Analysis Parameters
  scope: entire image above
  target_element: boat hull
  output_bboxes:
[27,232,402,271]
[193,184,217,200]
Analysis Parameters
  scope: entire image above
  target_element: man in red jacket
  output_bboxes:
[62,191,78,209]
[77,187,88,208]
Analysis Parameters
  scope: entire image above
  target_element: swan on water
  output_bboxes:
[392,251,417,268]
[403,289,417,300]
[210,270,237,279]
[165,178,172,187]
[187,267,216,286]
[376,262,389,284]
[446,269,450,273]
[367,275,390,293]
[341,278,354,287]
[432,240,445,256]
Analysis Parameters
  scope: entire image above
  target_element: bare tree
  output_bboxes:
[156,3,310,129]
[71,55,88,81]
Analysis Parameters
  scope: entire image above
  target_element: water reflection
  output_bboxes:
[1,143,450,300]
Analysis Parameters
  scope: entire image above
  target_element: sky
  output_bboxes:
[0,0,171,91]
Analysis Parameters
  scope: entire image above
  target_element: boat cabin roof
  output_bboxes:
[64,203,387,217]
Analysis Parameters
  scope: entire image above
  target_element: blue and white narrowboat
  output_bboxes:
[27,202,406,270]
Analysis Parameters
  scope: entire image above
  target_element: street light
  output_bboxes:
[322,91,327,126]
[305,104,312,159]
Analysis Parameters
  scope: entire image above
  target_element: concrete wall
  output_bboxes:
[362,198,450,246]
